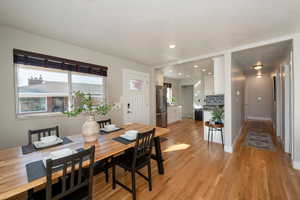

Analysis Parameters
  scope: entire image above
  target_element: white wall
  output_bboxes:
[0,26,153,149]
[293,34,300,168]
[244,73,273,121]
[213,56,225,94]
[231,58,246,145]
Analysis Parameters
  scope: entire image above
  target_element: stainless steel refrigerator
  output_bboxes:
[156,85,167,128]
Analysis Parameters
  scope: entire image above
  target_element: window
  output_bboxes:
[167,87,173,104]
[129,79,144,91]
[164,82,173,104]
[71,72,106,106]
[16,65,106,116]
[14,49,108,117]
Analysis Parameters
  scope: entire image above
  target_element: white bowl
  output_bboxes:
[41,135,58,143]
[105,124,116,130]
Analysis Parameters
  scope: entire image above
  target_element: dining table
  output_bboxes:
[0,123,169,200]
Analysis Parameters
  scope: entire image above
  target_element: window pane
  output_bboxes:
[167,88,172,104]
[129,79,143,91]
[17,64,69,114]
[71,72,105,106]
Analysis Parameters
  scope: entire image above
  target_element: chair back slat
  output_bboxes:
[28,126,59,145]
[45,146,95,200]
[132,129,155,168]
[97,119,112,128]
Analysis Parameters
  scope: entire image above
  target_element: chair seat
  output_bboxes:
[94,159,109,175]
[114,151,150,171]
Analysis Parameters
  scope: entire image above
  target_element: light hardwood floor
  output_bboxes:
[11,119,300,200]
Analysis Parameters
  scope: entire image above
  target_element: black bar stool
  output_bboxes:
[205,121,224,145]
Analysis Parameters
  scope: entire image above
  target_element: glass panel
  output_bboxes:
[17,64,69,114]
[71,72,105,106]
[167,87,172,104]
[129,79,143,91]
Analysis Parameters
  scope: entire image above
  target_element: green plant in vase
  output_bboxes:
[211,106,224,125]
[64,91,114,142]
[171,96,176,104]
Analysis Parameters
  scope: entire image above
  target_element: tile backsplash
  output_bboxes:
[205,94,224,106]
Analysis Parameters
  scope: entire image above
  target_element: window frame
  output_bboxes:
[14,64,107,119]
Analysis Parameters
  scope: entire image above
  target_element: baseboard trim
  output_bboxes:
[224,145,233,153]
[247,116,272,121]
[293,161,300,170]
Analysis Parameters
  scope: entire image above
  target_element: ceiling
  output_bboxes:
[160,58,213,79]
[232,40,292,75]
[0,0,299,66]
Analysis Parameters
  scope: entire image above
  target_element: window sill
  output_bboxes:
[16,112,65,120]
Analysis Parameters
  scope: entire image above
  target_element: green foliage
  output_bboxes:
[211,106,224,123]
[64,91,113,118]
[171,96,176,104]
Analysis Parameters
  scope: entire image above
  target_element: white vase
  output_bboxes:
[81,115,100,142]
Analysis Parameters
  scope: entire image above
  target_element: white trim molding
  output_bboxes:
[247,116,272,121]
[293,161,300,170]
[224,145,233,153]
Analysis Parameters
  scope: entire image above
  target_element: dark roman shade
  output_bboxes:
[13,49,108,76]
[164,82,172,88]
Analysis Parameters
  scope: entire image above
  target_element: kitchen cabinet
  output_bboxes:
[167,105,182,124]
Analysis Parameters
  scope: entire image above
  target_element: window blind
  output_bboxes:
[13,49,108,76]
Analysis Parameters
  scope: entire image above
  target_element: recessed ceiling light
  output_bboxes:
[193,65,199,68]
[202,69,206,72]
[169,70,173,73]
[208,72,212,75]
[253,64,263,70]
[178,72,182,76]
[169,44,176,49]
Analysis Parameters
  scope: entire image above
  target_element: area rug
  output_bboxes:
[245,131,275,151]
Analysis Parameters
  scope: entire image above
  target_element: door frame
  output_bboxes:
[122,69,150,125]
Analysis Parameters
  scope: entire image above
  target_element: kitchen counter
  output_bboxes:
[167,105,182,124]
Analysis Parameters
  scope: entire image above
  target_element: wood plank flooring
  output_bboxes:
[10,119,300,200]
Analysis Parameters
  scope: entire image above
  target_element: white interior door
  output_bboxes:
[122,69,150,125]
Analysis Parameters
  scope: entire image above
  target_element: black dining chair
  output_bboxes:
[95,119,112,182]
[29,146,95,200]
[112,129,156,200]
[97,119,112,129]
[28,126,59,145]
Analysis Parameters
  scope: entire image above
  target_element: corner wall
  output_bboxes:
[292,34,300,169]
[231,58,246,146]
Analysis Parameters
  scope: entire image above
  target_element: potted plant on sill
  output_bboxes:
[64,91,114,142]
[211,106,224,125]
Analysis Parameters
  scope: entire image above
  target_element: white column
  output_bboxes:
[224,51,232,153]
[213,56,225,94]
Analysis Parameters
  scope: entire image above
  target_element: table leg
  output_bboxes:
[221,128,224,145]
[153,137,164,174]
[208,127,210,144]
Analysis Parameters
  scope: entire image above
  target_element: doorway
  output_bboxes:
[181,85,194,118]
[122,69,150,125]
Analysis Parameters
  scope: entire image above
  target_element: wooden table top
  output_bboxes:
[204,121,224,128]
[0,123,169,200]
